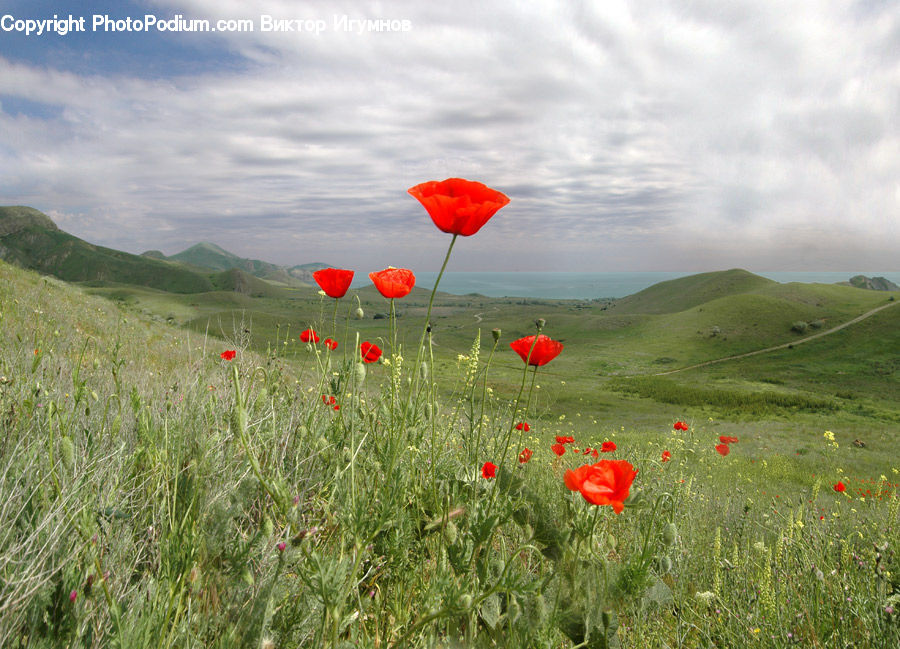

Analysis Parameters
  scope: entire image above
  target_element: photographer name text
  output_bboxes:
[1,14,413,36]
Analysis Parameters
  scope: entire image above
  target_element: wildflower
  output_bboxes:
[715,444,730,456]
[674,421,688,431]
[369,267,415,299]
[481,461,497,479]
[407,177,510,237]
[515,422,530,432]
[277,541,286,552]
[564,459,638,514]
[313,268,355,298]
[360,342,383,364]
[300,328,319,344]
[824,430,835,441]
[518,448,533,464]
[509,334,563,366]
[220,350,236,361]
[322,395,337,406]
[662,450,671,462]
[591,449,599,458]
[69,590,77,603]
[323,338,338,351]
[551,443,566,457]
[555,435,575,444]
[601,441,617,453]
[719,436,739,444]
[834,481,846,492]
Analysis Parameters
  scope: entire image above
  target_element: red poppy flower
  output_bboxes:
[510,335,564,367]
[583,447,592,455]
[360,342,383,363]
[564,460,638,514]
[313,268,355,299]
[515,422,530,432]
[601,441,617,453]
[555,435,575,444]
[220,350,236,361]
[719,436,739,444]
[481,461,497,479]
[322,395,337,406]
[715,444,730,456]
[518,448,533,464]
[369,267,415,299]
[674,421,688,431]
[323,338,338,351]
[407,178,510,237]
[591,449,599,458]
[551,443,566,457]
[300,328,319,343]
[833,481,846,492]
[661,450,671,463]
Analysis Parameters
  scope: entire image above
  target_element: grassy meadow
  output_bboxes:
[1,257,898,647]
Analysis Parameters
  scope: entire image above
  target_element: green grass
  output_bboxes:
[1,258,898,648]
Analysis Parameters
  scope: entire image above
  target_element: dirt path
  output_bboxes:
[653,299,899,376]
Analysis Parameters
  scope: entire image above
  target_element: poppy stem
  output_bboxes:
[407,234,457,413]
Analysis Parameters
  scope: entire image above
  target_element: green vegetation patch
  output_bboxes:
[606,375,839,416]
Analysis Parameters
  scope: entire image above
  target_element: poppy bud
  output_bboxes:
[93,358,101,370]
[354,307,365,319]
[354,363,366,384]
[491,328,501,342]
[507,595,522,623]
[659,555,673,573]
[606,533,618,550]
[524,593,549,628]
[263,517,274,538]
[442,521,458,545]
[60,436,75,472]
[424,403,432,420]
[662,522,678,546]
[534,318,545,331]
[419,362,428,381]
[458,593,473,609]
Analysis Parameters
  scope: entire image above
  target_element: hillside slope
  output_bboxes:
[0,206,215,293]
[608,269,776,314]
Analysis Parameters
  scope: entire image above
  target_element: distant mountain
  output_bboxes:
[846,275,899,291]
[144,243,331,287]
[0,206,298,298]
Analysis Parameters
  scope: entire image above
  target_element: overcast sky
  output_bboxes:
[1,0,897,272]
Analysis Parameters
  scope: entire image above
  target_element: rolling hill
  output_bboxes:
[607,268,777,314]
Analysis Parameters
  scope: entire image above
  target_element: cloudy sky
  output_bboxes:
[1,0,898,272]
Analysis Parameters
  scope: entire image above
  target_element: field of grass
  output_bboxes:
[1,258,898,648]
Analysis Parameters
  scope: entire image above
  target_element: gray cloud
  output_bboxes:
[0,0,897,271]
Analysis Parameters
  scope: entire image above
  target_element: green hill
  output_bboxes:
[0,206,215,293]
[608,269,777,314]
